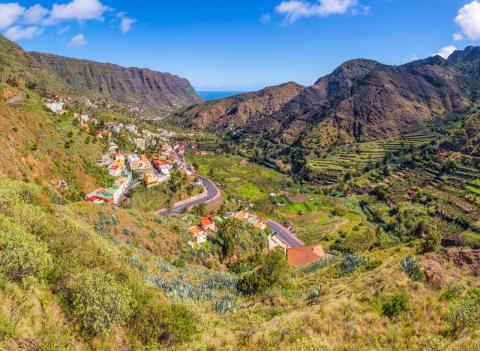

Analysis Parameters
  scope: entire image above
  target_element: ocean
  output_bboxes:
[197,91,245,101]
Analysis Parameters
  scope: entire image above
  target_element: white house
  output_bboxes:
[46,101,64,115]
[127,154,140,163]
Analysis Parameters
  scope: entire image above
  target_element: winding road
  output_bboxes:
[266,220,304,248]
[154,175,221,215]
[156,150,304,248]
[6,92,26,106]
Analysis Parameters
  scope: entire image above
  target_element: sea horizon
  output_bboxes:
[196,90,246,101]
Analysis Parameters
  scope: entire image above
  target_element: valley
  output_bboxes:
[1,32,480,351]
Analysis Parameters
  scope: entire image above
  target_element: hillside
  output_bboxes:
[175,82,304,130]
[443,109,480,156]
[0,36,70,95]
[175,48,480,152]
[30,51,202,118]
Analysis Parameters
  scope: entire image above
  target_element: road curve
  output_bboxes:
[156,151,305,249]
[154,175,221,215]
[6,92,26,106]
[266,219,305,248]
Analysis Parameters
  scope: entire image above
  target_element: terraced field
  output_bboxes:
[307,133,436,184]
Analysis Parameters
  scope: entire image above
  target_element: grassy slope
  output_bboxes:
[0,86,105,194]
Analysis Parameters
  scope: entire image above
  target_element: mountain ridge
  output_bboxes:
[175,48,480,154]
[30,51,202,118]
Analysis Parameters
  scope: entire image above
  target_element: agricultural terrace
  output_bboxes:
[307,132,436,184]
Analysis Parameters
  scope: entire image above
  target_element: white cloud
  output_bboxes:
[0,3,25,29]
[436,45,457,59]
[275,0,358,24]
[453,32,464,41]
[58,25,70,34]
[5,25,43,40]
[117,12,136,33]
[50,0,109,22]
[455,0,480,40]
[260,13,272,23]
[68,33,86,47]
[22,4,49,24]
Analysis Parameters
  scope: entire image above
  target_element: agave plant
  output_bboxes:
[400,255,424,281]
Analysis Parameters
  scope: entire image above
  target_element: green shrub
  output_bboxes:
[131,294,197,346]
[440,279,467,301]
[237,248,289,295]
[291,337,332,351]
[420,228,442,253]
[0,312,15,342]
[382,292,410,318]
[63,268,133,336]
[449,288,480,335]
[400,255,425,281]
[0,215,52,281]
[0,177,40,211]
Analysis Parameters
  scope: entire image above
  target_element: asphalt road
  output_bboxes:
[266,219,304,248]
[160,175,220,215]
[6,92,26,105]
[159,151,305,249]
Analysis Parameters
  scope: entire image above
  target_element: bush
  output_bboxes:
[400,255,425,281]
[449,288,480,335]
[0,215,52,281]
[382,292,410,318]
[63,268,133,336]
[0,312,15,342]
[291,337,332,351]
[237,248,290,295]
[131,294,197,346]
[420,228,442,253]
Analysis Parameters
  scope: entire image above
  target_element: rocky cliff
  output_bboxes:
[176,82,304,130]
[30,52,202,118]
[176,48,480,151]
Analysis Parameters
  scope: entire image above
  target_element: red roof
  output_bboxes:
[287,245,325,268]
[200,217,214,227]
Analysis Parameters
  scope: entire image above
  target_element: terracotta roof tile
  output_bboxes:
[287,245,325,268]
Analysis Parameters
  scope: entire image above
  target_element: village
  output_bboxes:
[45,97,328,269]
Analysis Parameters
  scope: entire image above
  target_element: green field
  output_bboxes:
[188,153,297,203]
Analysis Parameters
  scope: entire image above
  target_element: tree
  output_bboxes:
[213,219,241,260]
[237,248,290,295]
[420,228,442,253]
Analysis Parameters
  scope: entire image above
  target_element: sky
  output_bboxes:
[1,0,480,91]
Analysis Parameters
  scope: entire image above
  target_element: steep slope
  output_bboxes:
[30,52,202,118]
[0,36,70,95]
[176,48,480,152]
[174,82,304,130]
[271,56,471,149]
[443,109,480,156]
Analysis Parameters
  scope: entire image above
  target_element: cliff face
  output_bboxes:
[30,52,202,117]
[175,48,480,151]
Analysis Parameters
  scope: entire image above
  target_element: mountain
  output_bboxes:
[0,36,70,95]
[443,109,480,156]
[174,82,304,130]
[175,48,480,151]
[30,52,202,118]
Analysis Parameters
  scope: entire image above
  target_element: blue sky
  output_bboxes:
[1,0,479,90]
